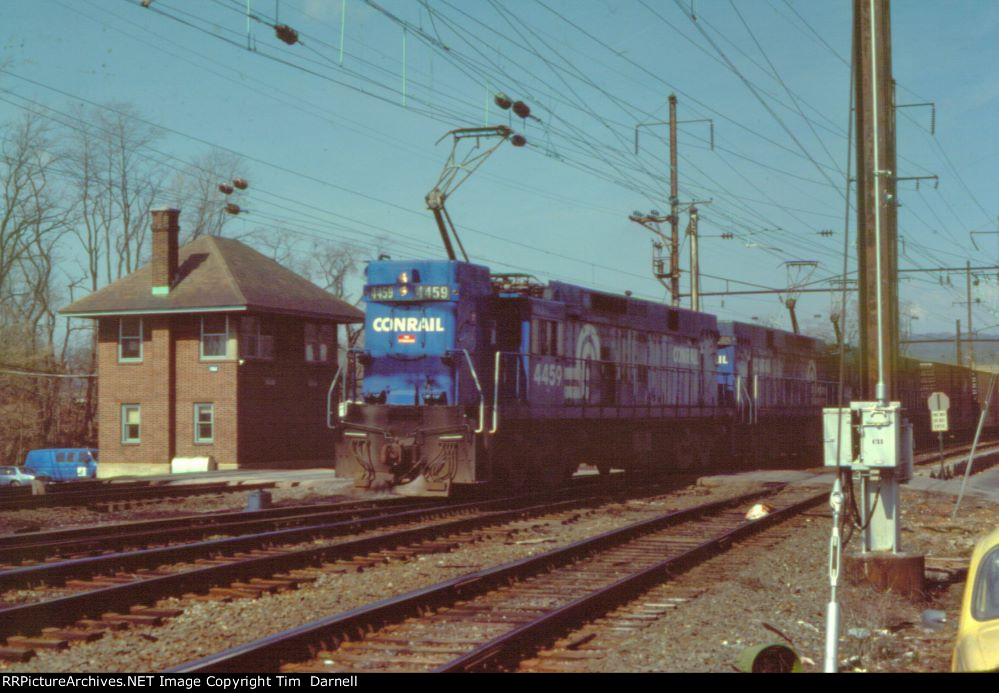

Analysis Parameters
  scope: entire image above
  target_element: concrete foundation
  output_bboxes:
[844,551,925,597]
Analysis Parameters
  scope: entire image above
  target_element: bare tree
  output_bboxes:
[248,233,368,349]
[0,113,75,462]
[0,116,60,315]
[66,103,164,288]
[169,148,247,242]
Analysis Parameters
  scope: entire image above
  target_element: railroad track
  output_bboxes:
[0,496,435,567]
[168,484,824,673]
[0,479,278,512]
[912,440,999,478]
[0,476,686,663]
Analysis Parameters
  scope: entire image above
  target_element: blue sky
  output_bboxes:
[2,0,997,340]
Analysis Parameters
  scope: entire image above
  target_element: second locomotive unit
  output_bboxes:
[331,258,832,495]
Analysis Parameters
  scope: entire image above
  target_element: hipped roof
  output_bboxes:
[61,235,363,323]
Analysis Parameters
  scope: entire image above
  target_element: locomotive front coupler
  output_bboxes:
[379,435,422,474]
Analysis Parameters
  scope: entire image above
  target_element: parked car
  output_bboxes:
[0,466,36,487]
[23,448,98,481]
[952,526,999,672]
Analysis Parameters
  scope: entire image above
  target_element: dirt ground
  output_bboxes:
[0,473,993,673]
[551,481,996,673]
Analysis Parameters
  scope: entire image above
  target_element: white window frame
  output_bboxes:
[305,322,334,363]
[121,404,141,444]
[200,315,230,360]
[194,403,215,444]
[118,317,143,362]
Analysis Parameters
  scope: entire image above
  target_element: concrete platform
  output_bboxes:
[700,462,999,506]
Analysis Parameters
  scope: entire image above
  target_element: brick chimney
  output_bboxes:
[151,207,180,295]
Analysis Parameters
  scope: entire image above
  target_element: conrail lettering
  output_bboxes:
[371,316,445,332]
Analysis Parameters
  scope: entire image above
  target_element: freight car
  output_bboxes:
[824,349,998,449]
[329,258,835,495]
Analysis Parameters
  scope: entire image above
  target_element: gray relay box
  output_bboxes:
[823,402,912,476]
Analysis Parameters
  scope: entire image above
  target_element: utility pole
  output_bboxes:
[969,217,999,283]
[688,205,700,311]
[854,0,898,402]
[634,97,712,307]
[956,319,963,368]
[824,6,918,673]
[966,260,975,372]
[668,94,680,307]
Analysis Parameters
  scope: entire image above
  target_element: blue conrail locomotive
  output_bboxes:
[329,258,836,495]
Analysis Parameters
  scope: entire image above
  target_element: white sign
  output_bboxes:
[931,410,949,432]
[927,392,950,412]
[371,317,445,332]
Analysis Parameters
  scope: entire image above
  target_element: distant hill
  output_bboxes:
[901,332,999,368]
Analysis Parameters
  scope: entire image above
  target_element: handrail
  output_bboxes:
[460,349,486,434]
[325,364,344,429]
[490,351,501,434]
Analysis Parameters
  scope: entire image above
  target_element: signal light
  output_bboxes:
[218,183,234,195]
[511,134,527,147]
[494,93,512,110]
[512,101,531,119]
[233,178,249,190]
[225,203,241,215]
[275,24,299,45]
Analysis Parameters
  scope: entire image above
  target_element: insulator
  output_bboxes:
[218,183,234,195]
[511,134,527,147]
[225,203,241,215]
[512,100,531,119]
[233,177,249,190]
[275,24,299,45]
[494,93,512,110]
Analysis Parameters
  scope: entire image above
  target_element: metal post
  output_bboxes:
[956,319,963,367]
[854,0,897,402]
[966,260,975,373]
[953,373,997,519]
[689,205,700,311]
[937,432,945,478]
[824,475,844,673]
[668,94,680,307]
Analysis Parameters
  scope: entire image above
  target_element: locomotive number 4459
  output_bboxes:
[533,362,563,387]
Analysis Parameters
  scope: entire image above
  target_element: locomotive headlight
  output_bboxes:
[398,272,409,284]
[399,285,409,297]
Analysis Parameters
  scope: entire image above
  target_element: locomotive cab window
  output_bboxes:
[532,319,562,356]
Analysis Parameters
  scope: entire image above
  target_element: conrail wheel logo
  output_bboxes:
[564,323,601,401]
[372,317,445,332]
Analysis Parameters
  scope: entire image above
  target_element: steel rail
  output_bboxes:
[0,495,520,592]
[0,481,277,511]
[0,487,647,642]
[0,496,425,550]
[0,498,439,565]
[437,488,826,671]
[167,485,789,673]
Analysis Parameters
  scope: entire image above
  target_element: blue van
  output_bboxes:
[23,448,98,481]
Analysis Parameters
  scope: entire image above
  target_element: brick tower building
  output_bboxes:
[61,208,363,478]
